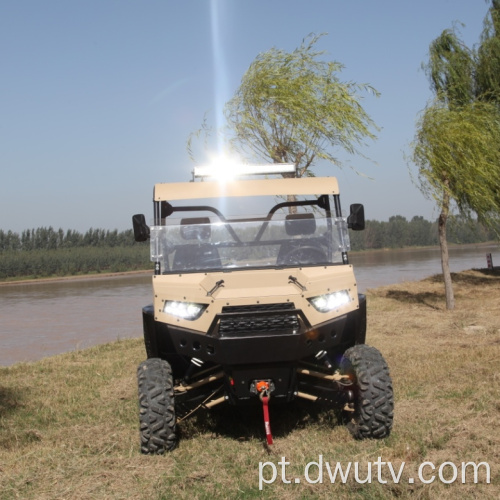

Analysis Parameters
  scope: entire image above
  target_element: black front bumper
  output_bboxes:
[142,295,366,367]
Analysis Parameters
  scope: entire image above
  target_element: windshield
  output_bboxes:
[150,203,350,273]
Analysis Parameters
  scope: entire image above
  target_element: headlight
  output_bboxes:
[308,290,351,312]
[163,301,207,320]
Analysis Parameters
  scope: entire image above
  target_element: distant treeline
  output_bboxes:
[1,216,497,253]
[0,227,150,280]
[0,227,139,251]
[0,216,497,280]
[349,215,497,251]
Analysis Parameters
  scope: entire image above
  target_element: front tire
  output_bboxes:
[137,358,177,454]
[340,344,394,439]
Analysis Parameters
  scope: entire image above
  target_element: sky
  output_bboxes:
[0,0,491,233]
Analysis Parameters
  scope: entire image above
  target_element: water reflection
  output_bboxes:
[0,245,497,366]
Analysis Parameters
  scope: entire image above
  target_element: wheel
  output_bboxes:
[137,358,177,453]
[340,344,393,439]
[281,245,327,265]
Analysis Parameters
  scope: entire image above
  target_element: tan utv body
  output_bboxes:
[133,172,393,454]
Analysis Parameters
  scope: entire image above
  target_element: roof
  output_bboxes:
[153,177,339,201]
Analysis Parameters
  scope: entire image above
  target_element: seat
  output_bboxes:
[172,217,221,271]
[277,213,326,265]
[284,213,316,236]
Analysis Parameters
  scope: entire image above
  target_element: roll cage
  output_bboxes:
[149,194,351,274]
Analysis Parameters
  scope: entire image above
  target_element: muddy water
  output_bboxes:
[0,245,497,365]
[0,274,152,366]
[350,244,497,290]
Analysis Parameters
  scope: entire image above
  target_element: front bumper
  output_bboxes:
[142,294,366,366]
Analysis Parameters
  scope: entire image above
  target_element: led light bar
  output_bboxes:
[193,163,296,179]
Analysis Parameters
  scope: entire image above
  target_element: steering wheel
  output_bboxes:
[280,245,327,265]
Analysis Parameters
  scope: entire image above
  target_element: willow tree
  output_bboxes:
[414,23,500,310]
[476,0,500,102]
[224,34,379,177]
[414,30,475,309]
[413,103,500,304]
[427,29,476,108]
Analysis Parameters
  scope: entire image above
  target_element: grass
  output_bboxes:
[1,269,499,499]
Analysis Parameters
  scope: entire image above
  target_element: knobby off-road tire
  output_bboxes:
[340,344,394,439]
[137,358,177,454]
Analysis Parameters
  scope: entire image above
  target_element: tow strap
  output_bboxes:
[259,391,273,445]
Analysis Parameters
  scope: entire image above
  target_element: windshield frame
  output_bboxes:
[150,195,351,274]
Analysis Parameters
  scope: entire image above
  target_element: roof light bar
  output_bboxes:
[193,163,296,179]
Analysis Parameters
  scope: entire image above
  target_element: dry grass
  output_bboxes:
[0,269,499,499]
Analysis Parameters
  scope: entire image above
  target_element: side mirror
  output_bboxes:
[132,214,150,242]
[347,204,365,231]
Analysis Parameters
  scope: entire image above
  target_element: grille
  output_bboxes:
[218,303,299,337]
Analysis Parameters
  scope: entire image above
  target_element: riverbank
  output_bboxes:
[0,269,498,499]
[0,244,151,282]
[1,241,497,287]
[0,268,152,287]
[351,240,498,255]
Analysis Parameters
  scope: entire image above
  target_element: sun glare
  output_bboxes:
[210,0,228,153]
[193,156,297,181]
[194,153,243,181]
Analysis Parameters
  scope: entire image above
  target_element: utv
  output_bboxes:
[132,164,393,454]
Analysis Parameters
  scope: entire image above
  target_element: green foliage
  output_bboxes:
[412,0,500,252]
[224,33,379,176]
[413,101,500,230]
[413,4,500,309]
[476,0,500,101]
[425,28,475,108]
[0,227,151,280]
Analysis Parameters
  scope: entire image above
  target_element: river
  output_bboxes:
[0,244,497,366]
